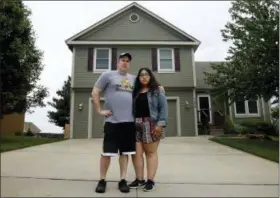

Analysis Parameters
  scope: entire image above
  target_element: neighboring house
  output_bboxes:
[24,122,41,134]
[196,62,271,125]
[0,113,25,135]
[65,2,272,139]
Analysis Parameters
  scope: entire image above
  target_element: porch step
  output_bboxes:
[210,128,224,136]
[210,125,224,129]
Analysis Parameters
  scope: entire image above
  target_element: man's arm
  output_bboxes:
[91,87,102,113]
[91,72,111,115]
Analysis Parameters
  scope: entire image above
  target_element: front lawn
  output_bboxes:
[210,136,279,163]
[0,135,65,153]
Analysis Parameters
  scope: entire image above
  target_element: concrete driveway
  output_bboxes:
[1,136,278,197]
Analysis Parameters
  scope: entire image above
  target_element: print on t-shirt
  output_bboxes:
[116,78,134,92]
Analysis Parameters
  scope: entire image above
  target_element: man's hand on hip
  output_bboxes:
[98,110,113,117]
[159,85,165,94]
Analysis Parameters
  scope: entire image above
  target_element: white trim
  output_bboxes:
[193,89,198,136]
[69,47,76,139]
[71,48,76,87]
[67,41,199,46]
[122,151,136,155]
[234,99,261,118]
[191,48,197,87]
[102,153,118,157]
[70,90,75,139]
[88,97,92,139]
[197,94,213,124]
[88,97,105,139]
[176,97,182,137]
[93,48,112,73]
[157,48,175,73]
[129,13,139,23]
[65,2,200,44]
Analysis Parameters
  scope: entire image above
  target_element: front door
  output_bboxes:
[197,94,212,124]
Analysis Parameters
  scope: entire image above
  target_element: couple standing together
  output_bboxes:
[91,52,168,193]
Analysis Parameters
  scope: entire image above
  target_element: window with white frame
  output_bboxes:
[157,48,174,72]
[234,99,259,116]
[94,48,111,72]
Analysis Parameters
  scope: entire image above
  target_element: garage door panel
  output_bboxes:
[92,101,105,138]
[165,100,177,137]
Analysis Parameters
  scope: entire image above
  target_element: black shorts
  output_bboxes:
[102,122,136,157]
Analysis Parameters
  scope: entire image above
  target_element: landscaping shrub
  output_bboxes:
[14,131,23,136]
[25,129,34,137]
[258,122,277,136]
[234,124,249,135]
[240,120,278,136]
[240,120,259,128]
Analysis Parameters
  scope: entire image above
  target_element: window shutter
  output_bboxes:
[111,48,117,70]
[151,48,157,71]
[174,48,180,71]
[88,48,94,71]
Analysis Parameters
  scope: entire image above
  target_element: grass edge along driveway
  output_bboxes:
[210,136,279,163]
[1,135,66,153]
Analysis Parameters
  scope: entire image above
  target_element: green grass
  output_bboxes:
[210,136,279,163]
[0,135,65,153]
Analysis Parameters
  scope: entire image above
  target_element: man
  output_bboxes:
[92,52,134,193]
[92,52,164,193]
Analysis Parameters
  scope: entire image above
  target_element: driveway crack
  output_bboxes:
[1,176,278,186]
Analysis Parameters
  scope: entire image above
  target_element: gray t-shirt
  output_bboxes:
[94,71,136,123]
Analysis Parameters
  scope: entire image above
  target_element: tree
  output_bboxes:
[204,0,279,104]
[271,106,279,120]
[271,97,279,119]
[47,76,71,129]
[0,0,49,118]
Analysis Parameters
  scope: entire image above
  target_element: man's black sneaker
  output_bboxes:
[143,179,155,192]
[118,179,130,193]
[128,179,146,188]
[95,179,106,193]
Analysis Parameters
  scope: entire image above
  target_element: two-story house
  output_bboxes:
[65,2,272,139]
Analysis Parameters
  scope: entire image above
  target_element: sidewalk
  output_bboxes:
[1,137,279,197]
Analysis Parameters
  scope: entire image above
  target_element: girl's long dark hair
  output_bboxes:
[133,67,160,98]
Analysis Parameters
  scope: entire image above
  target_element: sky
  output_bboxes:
[23,1,232,133]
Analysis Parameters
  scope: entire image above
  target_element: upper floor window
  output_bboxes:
[94,48,111,72]
[234,99,260,117]
[157,48,175,73]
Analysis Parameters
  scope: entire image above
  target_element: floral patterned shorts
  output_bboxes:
[135,117,165,144]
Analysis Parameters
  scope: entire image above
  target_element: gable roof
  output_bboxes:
[65,2,201,47]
